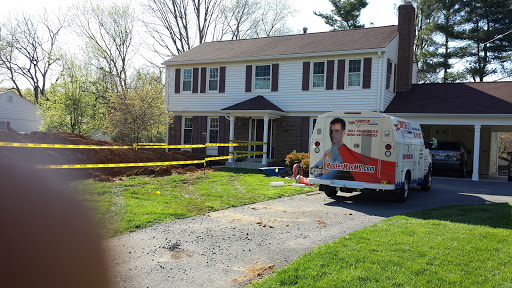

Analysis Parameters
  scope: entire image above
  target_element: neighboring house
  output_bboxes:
[163,1,512,180]
[0,90,41,133]
[164,1,417,163]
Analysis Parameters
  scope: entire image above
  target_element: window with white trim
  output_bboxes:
[183,117,193,144]
[208,117,219,143]
[386,62,394,91]
[312,62,325,88]
[255,65,271,90]
[182,69,192,92]
[208,68,219,91]
[347,59,362,87]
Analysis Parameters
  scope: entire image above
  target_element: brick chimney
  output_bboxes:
[396,0,415,93]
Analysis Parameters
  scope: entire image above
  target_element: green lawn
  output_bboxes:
[75,168,315,237]
[249,203,512,288]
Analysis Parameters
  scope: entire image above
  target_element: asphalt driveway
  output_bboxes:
[105,177,512,288]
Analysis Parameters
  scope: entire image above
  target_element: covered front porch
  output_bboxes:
[221,95,287,166]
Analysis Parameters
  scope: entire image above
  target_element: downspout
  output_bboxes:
[377,50,384,112]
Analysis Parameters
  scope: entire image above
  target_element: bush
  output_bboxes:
[300,158,310,171]
[285,152,309,168]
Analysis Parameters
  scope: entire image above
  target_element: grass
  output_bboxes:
[249,203,512,288]
[75,168,315,237]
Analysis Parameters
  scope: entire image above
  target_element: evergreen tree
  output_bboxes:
[458,0,512,81]
[314,0,368,30]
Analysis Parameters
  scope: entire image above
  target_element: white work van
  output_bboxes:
[308,111,432,202]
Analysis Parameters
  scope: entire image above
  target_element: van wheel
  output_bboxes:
[421,167,432,191]
[394,175,409,202]
[321,185,337,198]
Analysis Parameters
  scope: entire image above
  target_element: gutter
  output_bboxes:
[163,48,388,66]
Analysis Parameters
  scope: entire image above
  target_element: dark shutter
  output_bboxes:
[175,68,181,94]
[200,67,207,93]
[245,65,252,92]
[170,115,181,145]
[336,59,345,90]
[302,62,310,91]
[271,63,279,92]
[386,59,391,90]
[300,117,310,153]
[393,64,397,93]
[362,57,372,89]
[219,116,228,156]
[326,60,335,90]
[219,66,226,93]
[192,68,199,93]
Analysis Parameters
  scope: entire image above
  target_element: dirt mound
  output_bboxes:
[0,130,207,181]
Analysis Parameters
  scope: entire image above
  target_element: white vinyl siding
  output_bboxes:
[166,53,380,113]
[0,91,41,132]
[383,36,399,109]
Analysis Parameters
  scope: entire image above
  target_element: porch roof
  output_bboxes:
[221,95,284,112]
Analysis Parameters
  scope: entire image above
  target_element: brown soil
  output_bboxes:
[231,264,276,284]
[0,130,208,181]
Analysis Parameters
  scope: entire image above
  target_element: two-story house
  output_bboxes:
[164,1,512,180]
[164,0,417,164]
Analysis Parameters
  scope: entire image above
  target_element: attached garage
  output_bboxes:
[385,82,512,180]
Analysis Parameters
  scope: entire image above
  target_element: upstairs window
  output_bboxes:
[208,68,219,91]
[312,62,325,88]
[183,117,193,145]
[182,68,192,92]
[255,65,271,90]
[348,59,362,87]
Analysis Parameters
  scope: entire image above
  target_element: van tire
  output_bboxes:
[420,167,432,191]
[320,185,337,198]
[394,175,410,202]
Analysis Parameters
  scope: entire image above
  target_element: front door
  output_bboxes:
[250,119,273,159]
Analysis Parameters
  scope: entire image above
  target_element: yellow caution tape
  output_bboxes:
[37,159,207,169]
[0,142,133,149]
[0,142,268,149]
[136,143,166,146]
[230,151,267,155]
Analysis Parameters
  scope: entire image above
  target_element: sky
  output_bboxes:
[1,0,403,33]
[0,0,404,88]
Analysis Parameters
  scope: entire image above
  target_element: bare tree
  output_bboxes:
[142,0,221,61]
[72,2,136,92]
[220,0,260,40]
[0,11,64,103]
[255,0,296,37]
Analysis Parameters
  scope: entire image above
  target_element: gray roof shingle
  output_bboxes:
[164,26,398,65]
[385,82,512,114]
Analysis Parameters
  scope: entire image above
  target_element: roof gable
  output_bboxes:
[165,26,398,65]
[385,82,512,114]
[221,95,284,112]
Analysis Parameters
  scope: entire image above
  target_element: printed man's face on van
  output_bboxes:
[330,123,345,146]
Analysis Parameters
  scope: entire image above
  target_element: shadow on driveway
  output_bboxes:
[324,177,512,222]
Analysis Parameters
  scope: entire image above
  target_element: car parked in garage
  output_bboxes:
[431,141,470,177]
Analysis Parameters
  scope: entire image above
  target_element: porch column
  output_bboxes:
[228,115,236,163]
[262,115,269,165]
[472,124,481,181]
